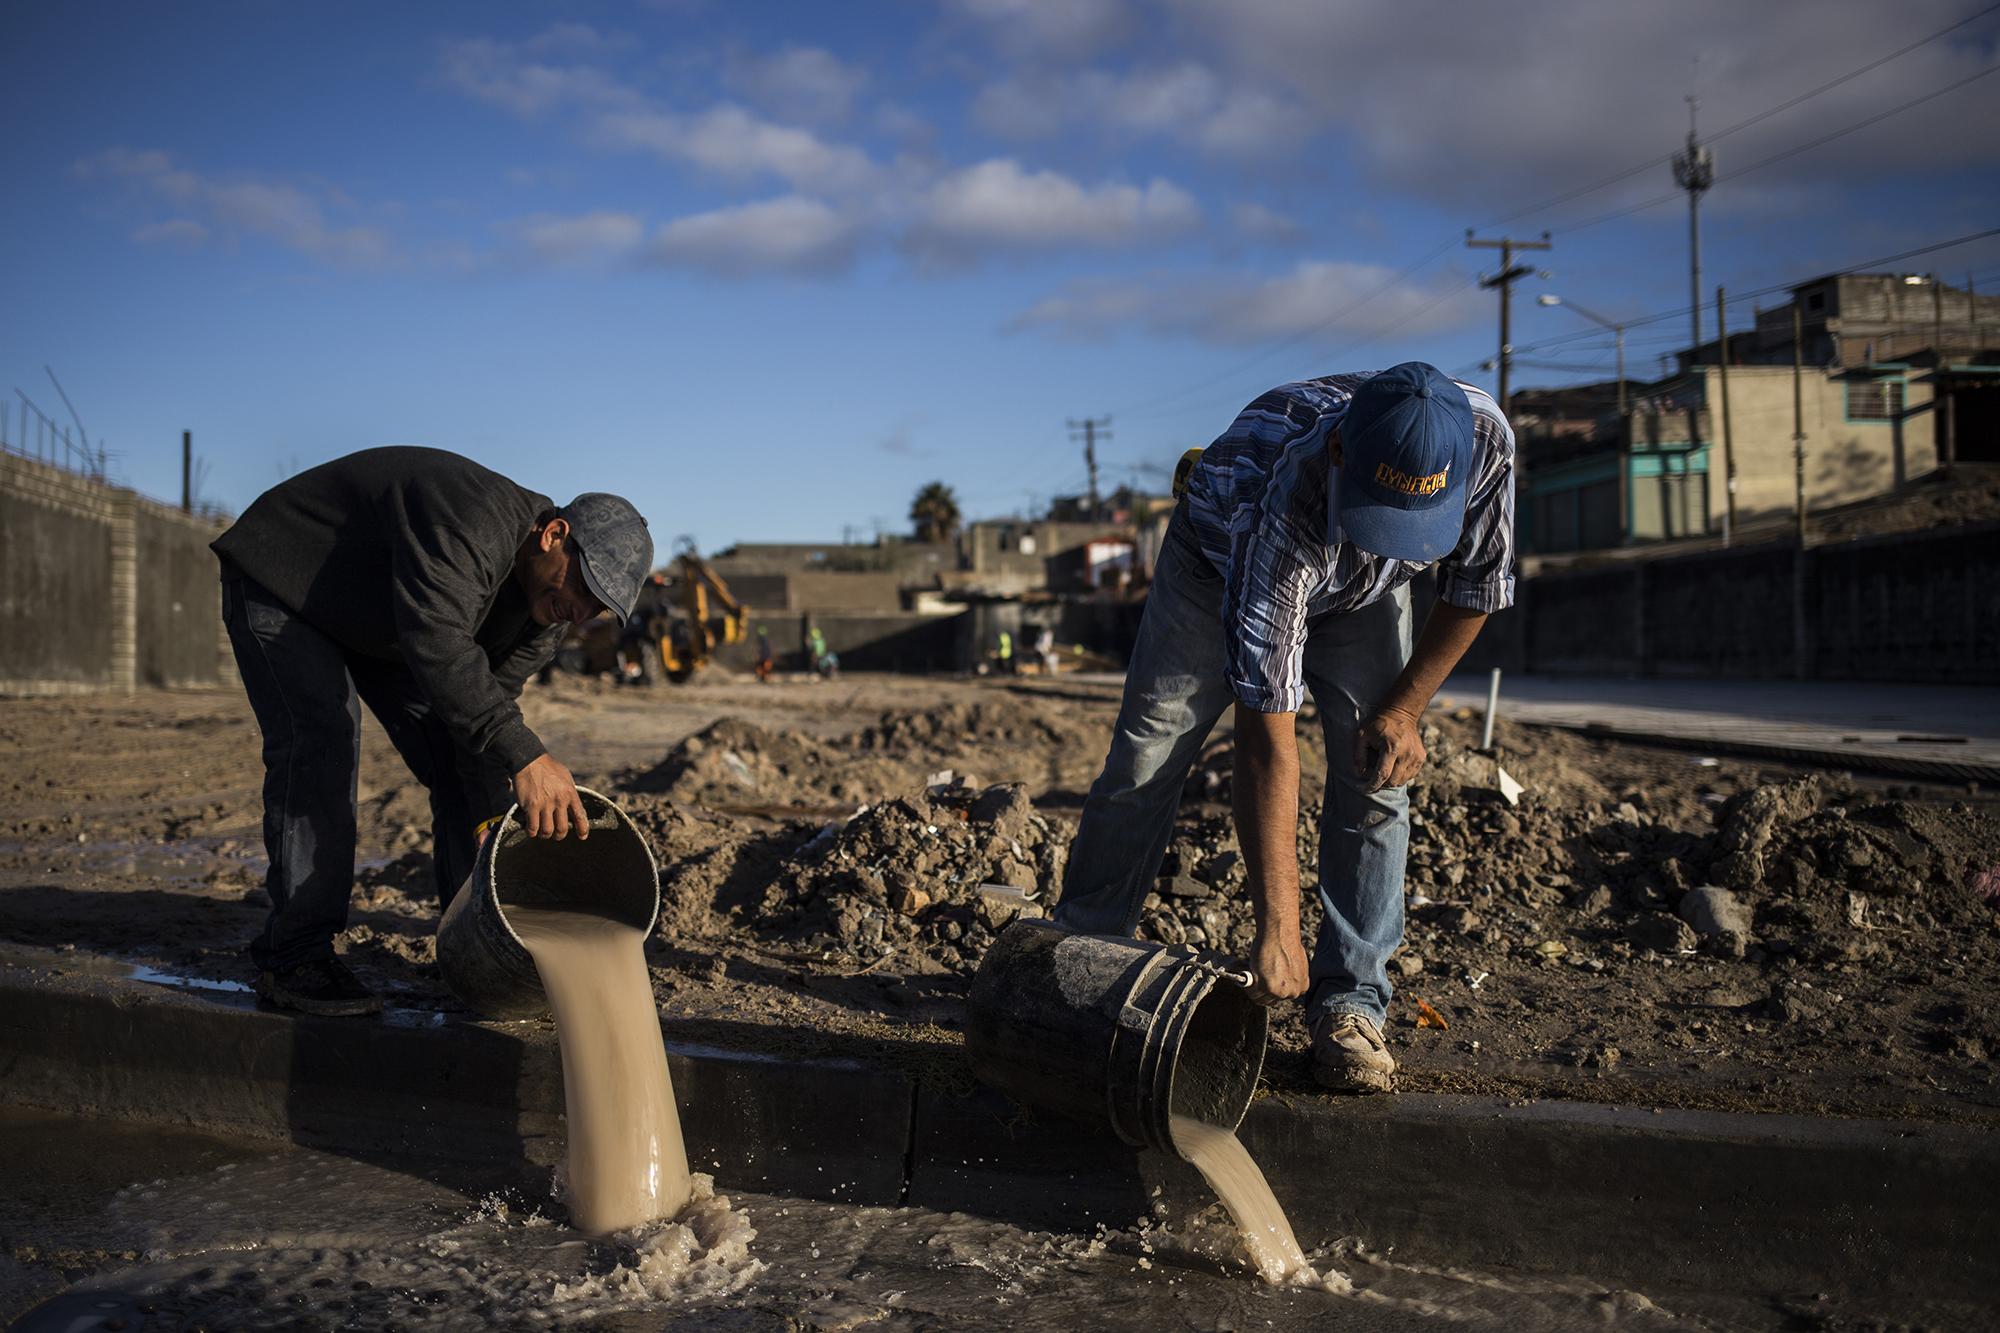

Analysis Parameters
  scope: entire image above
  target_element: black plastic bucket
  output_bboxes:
[435,786,660,1019]
[965,918,1267,1152]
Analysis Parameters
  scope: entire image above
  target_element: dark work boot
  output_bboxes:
[256,958,383,1017]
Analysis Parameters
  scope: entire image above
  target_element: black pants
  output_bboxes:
[220,571,508,971]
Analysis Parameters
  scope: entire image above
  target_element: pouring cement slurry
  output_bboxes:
[509,903,692,1233]
[437,788,694,1235]
[969,920,1336,1286]
[1167,1115,1338,1290]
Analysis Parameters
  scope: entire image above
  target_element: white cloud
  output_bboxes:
[973,63,1307,159]
[1230,202,1304,245]
[727,45,869,125]
[617,103,880,193]
[437,35,642,118]
[945,0,1134,60]
[429,31,1226,274]
[1009,259,1481,344]
[133,218,209,248]
[907,158,1200,261]
[507,211,645,265]
[1159,0,2000,209]
[649,195,859,275]
[518,23,638,61]
[439,34,881,196]
[76,148,395,268]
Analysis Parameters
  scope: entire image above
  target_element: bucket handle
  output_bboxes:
[1186,954,1254,989]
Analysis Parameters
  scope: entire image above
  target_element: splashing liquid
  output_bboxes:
[1169,1115,1341,1289]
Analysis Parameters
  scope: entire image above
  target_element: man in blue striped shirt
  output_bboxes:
[1053,362,1515,1093]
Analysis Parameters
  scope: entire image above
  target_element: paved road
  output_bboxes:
[1433,674,2000,779]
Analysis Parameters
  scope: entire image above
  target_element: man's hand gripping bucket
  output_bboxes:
[965,919,1268,1151]
[435,786,660,1019]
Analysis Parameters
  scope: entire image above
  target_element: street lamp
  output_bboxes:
[1538,294,1627,415]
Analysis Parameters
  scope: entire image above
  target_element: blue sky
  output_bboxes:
[4,0,1997,548]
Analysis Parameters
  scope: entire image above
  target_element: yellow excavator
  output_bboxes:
[656,538,750,682]
[552,539,749,684]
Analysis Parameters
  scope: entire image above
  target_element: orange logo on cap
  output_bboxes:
[1374,460,1450,497]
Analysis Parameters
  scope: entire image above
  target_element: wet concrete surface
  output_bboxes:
[4,1105,1985,1332]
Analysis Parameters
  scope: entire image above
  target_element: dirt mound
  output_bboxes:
[842,696,1086,753]
[747,780,1074,973]
[1724,785,2000,964]
[615,718,914,808]
[613,698,1106,814]
[614,796,819,940]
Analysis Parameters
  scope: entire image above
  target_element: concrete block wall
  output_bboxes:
[1,452,231,694]
[1454,520,1999,685]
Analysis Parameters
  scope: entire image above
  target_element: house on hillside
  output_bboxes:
[1513,272,1999,554]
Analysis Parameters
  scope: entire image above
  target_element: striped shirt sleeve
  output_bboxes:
[1217,392,1332,714]
[1435,405,1518,613]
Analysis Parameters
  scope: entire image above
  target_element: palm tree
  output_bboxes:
[909,481,962,544]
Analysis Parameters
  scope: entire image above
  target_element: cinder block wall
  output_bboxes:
[1,452,230,694]
[1455,520,1999,684]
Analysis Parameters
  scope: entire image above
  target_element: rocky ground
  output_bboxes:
[2,671,1996,1123]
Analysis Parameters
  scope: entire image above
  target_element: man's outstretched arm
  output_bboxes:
[1233,704,1310,1006]
[1354,602,1489,791]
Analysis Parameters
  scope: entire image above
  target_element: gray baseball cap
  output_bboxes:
[559,493,653,623]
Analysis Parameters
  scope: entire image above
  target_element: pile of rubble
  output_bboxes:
[738,779,1072,972]
[617,718,921,808]
[1130,724,1997,1005]
[838,697,1098,759]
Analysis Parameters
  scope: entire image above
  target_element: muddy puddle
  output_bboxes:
[0,1107,1819,1332]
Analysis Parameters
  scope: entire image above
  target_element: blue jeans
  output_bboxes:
[1053,511,1414,1026]
[221,571,510,972]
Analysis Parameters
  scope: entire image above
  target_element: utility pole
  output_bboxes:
[1466,231,1551,419]
[1715,288,1736,545]
[1933,274,1956,467]
[182,430,193,512]
[1673,97,1715,533]
[1068,416,1111,521]
[1792,304,1807,546]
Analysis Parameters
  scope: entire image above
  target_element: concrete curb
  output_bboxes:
[2,960,1995,1306]
[1564,720,2000,785]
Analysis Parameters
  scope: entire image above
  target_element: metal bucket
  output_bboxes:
[435,786,660,1019]
[965,918,1267,1153]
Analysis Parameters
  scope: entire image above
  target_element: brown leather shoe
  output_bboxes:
[1311,1011,1395,1093]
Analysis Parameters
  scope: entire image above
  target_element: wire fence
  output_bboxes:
[2,391,107,480]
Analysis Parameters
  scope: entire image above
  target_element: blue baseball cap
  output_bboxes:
[1332,362,1475,562]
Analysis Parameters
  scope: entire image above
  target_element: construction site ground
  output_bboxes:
[3,670,1997,1127]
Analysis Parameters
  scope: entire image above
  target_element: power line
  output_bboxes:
[1467,231,1553,416]
[1480,2,2000,229]
[1108,237,1459,418]
[1106,15,2000,443]
[1550,61,2000,235]
[1119,273,1482,426]
[1714,60,2000,182]
[1504,226,2000,363]
[1067,416,1111,519]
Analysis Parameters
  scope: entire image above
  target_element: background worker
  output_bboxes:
[617,572,671,684]
[211,446,653,1016]
[807,625,832,679]
[1052,364,1514,1094]
[1035,623,1058,676]
[997,628,1015,675]
[754,624,776,682]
